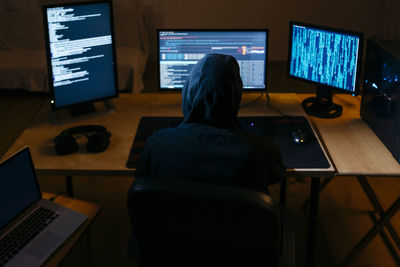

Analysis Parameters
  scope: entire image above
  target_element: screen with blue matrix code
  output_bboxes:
[289,23,361,93]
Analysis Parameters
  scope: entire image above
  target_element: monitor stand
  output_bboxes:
[69,103,96,117]
[49,99,115,125]
[68,100,115,117]
[301,85,342,118]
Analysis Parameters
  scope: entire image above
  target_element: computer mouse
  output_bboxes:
[292,129,308,144]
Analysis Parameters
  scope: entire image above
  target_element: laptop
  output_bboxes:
[0,147,87,266]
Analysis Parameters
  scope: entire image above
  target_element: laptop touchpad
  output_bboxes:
[26,231,62,259]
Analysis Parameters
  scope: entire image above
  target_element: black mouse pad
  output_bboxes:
[126,116,330,169]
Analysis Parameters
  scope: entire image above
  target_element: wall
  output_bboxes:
[380,0,400,40]
[135,0,383,61]
[0,0,390,60]
[1,0,394,60]
[3,0,395,92]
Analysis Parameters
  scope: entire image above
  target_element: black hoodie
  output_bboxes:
[136,54,285,194]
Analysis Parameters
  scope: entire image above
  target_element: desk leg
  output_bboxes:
[369,212,400,265]
[81,227,93,267]
[302,177,333,211]
[357,176,400,250]
[280,176,287,207]
[340,197,400,266]
[306,177,321,267]
[66,176,74,197]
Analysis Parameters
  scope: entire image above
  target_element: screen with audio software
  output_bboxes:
[43,1,118,110]
[288,22,362,93]
[158,30,268,90]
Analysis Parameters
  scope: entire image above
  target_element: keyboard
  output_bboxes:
[0,207,59,266]
[127,116,331,169]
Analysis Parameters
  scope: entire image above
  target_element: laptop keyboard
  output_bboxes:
[0,207,59,266]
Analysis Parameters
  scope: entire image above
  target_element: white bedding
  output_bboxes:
[0,4,149,93]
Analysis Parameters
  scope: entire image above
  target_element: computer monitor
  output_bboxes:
[43,0,119,117]
[157,30,268,90]
[361,38,400,161]
[288,21,363,118]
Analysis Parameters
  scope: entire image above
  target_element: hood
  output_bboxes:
[182,54,243,129]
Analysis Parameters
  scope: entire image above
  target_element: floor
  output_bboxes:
[34,174,400,267]
[1,64,400,266]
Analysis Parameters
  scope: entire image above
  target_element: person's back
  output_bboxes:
[136,54,285,194]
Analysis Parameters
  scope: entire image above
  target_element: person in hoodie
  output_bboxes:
[135,53,286,194]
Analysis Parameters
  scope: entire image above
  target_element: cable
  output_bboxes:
[28,94,48,124]
[354,94,362,103]
[239,91,264,109]
[26,75,50,126]
[265,92,292,117]
[48,191,67,201]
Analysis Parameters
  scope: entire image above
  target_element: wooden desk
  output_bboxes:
[299,94,400,176]
[3,92,334,267]
[42,192,101,267]
[298,94,400,266]
[3,93,334,177]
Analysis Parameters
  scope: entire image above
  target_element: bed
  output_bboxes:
[0,1,149,93]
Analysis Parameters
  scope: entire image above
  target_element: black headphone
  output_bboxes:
[54,125,111,155]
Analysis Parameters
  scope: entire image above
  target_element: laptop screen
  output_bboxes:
[0,148,41,229]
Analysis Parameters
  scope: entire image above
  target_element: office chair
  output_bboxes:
[127,177,295,267]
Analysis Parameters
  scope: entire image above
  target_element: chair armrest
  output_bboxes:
[279,207,296,267]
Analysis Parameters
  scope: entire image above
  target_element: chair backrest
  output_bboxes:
[127,177,285,266]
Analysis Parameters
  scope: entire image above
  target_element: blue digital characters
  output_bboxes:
[289,25,360,92]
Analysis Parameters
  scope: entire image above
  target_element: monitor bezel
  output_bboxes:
[157,29,269,91]
[287,21,364,96]
[42,0,119,111]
